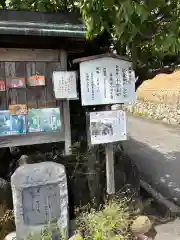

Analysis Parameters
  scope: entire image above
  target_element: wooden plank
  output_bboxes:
[0,131,65,148]
[0,48,60,62]
[60,50,72,155]
[0,62,7,110]
[8,89,26,105]
[5,62,26,105]
[46,62,61,107]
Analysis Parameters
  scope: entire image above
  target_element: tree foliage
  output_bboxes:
[3,0,180,69]
[7,0,76,12]
[76,0,180,67]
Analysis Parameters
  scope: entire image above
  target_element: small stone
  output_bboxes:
[131,216,152,234]
[169,118,177,125]
[69,234,83,240]
[162,118,168,123]
[4,232,16,240]
[177,110,180,115]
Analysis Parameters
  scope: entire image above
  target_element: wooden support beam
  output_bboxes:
[60,50,72,155]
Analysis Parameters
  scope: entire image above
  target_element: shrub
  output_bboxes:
[75,198,135,240]
[0,204,15,240]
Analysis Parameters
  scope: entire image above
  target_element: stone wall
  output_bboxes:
[126,70,180,125]
[126,100,180,125]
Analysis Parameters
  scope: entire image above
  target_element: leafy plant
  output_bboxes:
[0,204,15,240]
[75,198,134,240]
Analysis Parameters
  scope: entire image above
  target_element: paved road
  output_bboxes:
[155,218,180,240]
[122,115,180,206]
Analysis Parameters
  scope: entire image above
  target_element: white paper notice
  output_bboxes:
[79,57,136,106]
[53,71,78,99]
[90,110,127,145]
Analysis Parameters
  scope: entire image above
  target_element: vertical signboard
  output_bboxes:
[52,71,77,99]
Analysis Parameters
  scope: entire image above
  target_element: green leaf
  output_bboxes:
[134,3,149,22]
[7,0,180,68]
[104,0,114,9]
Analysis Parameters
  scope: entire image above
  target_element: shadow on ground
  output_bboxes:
[122,137,180,239]
[122,137,180,207]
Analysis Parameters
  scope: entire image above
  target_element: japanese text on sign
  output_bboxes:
[79,57,135,106]
[53,71,78,99]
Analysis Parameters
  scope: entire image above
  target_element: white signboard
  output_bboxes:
[90,110,127,144]
[53,71,78,99]
[79,57,135,106]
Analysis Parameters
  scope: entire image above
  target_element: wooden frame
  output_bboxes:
[0,131,65,148]
[0,48,71,149]
[0,48,60,62]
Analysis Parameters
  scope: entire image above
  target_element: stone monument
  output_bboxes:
[11,162,69,240]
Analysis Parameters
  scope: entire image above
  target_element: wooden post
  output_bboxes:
[105,143,115,194]
[86,111,101,205]
[105,103,124,195]
[104,105,115,195]
[60,50,72,155]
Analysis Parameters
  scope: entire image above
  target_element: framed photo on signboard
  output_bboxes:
[5,62,26,88]
[28,108,61,133]
[7,77,26,88]
[89,110,127,145]
[0,110,26,136]
[27,62,46,86]
[52,71,78,99]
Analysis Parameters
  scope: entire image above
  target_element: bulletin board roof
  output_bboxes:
[0,9,86,38]
[73,53,132,64]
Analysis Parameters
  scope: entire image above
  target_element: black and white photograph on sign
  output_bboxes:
[90,110,127,145]
[53,71,78,99]
[91,121,113,137]
[79,57,136,106]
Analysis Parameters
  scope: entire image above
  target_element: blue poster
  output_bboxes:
[28,108,61,133]
[0,111,26,136]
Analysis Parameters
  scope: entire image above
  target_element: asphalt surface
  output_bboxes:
[122,115,180,206]
[122,115,180,239]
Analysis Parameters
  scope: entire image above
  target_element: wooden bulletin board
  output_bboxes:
[0,49,67,148]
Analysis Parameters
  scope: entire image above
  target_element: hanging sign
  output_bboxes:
[28,108,61,133]
[89,110,127,145]
[52,71,78,99]
[9,104,27,115]
[28,75,45,86]
[0,110,26,136]
[79,57,135,106]
[7,77,26,88]
[0,80,5,91]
